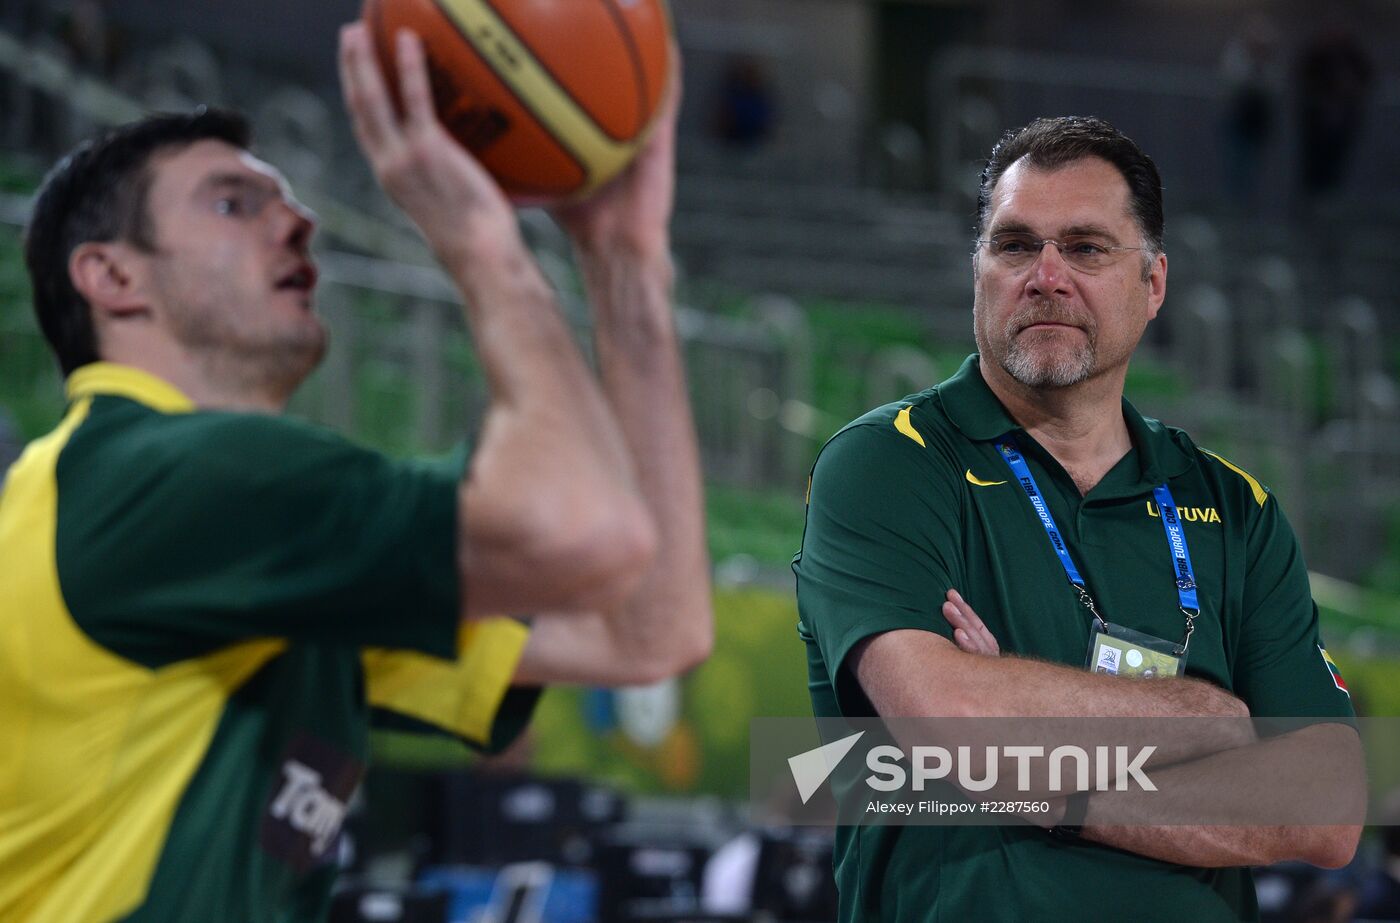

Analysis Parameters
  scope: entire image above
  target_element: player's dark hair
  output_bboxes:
[24,108,251,376]
[976,116,1165,255]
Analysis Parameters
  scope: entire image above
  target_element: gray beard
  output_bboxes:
[992,296,1097,389]
[1002,332,1095,388]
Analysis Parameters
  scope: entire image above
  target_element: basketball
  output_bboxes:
[363,0,673,203]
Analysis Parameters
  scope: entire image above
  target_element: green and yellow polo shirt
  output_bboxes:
[0,363,537,923]
[794,354,1353,923]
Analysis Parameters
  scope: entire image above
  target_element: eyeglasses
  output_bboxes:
[976,233,1149,273]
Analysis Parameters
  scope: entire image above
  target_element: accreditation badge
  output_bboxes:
[1086,623,1184,678]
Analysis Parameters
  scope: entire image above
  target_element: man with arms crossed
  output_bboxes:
[0,25,711,922]
[794,116,1359,921]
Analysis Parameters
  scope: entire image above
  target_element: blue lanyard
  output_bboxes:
[996,438,1200,654]
[1150,483,1200,615]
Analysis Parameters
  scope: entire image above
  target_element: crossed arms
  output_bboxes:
[850,591,1363,869]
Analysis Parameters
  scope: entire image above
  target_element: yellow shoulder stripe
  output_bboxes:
[0,391,284,922]
[439,0,644,195]
[1202,450,1268,507]
[66,363,195,414]
[894,407,926,448]
[362,617,530,745]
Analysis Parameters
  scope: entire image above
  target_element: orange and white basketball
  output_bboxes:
[364,0,673,203]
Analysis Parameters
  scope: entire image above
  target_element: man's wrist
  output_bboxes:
[575,247,676,333]
[573,234,672,270]
[444,243,555,311]
[435,219,531,277]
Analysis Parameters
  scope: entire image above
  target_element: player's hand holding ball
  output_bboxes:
[552,40,680,263]
[339,24,521,271]
[361,0,674,206]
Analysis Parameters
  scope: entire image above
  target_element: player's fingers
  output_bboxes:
[968,609,1000,654]
[944,601,991,655]
[940,597,967,630]
[640,38,682,164]
[941,596,973,633]
[339,23,401,154]
[395,29,438,134]
[962,602,1000,655]
[979,625,1000,655]
[953,628,989,656]
[948,589,1000,655]
[944,590,977,629]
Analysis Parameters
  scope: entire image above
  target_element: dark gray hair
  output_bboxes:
[977,116,1164,255]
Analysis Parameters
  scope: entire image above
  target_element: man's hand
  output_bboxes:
[513,42,713,686]
[551,41,681,261]
[340,20,658,620]
[338,24,520,269]
[1076,722,1365,868]
[930,589,1360,870]
[942,589,1000,657]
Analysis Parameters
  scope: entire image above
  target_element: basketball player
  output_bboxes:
[0,24,710,921]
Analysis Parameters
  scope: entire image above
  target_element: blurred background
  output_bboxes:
[3,0,1400,920]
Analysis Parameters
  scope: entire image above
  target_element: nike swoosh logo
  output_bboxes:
[966,469,1007,487]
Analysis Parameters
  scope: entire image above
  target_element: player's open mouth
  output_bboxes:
[274,262,318,297]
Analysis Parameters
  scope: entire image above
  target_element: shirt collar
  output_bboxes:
[65,362,196,414]
[938,353,1194,486]
[938,354,1020,441]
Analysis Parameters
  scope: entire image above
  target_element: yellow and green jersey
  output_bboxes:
[794,354,1354,923]
[0,363,536,922]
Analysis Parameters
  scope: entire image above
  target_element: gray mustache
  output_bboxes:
[1013,298,1097,333]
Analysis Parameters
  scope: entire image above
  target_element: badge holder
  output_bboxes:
[1086,622,1185,678]
[995,437,1200,683]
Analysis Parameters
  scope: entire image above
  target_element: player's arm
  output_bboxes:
[340,25,656,617]
[512,47,714,686]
